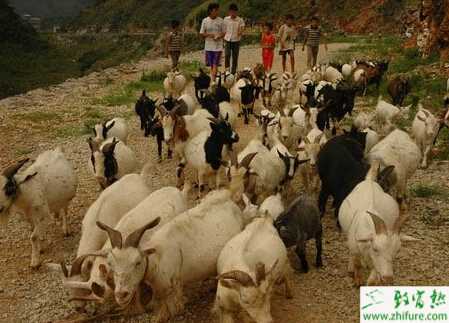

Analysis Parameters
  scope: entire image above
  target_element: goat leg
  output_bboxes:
[315,227,323,268]
[295,238,309,273]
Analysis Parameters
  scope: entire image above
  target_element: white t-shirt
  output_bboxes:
[224,16,245,42]
[200,16,225,51]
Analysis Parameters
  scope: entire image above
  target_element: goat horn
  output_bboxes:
[2,158,29,179]
[96,221,123,249]
[124,217,161,248]
[239,152,257,170]
[219,270,255,287]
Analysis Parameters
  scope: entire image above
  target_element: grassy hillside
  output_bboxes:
[0,0,156,99]
[72,0,202,30]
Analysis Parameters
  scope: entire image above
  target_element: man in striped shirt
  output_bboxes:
[302,16,327,69]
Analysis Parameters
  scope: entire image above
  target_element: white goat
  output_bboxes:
[297,128,326,192]
[353,111,375,130]
[98,188,244,323]
[341,64,353,79]
[339,161,410,286]
[411,106,442,168]
[0,148,77,268]
[87,137,138,189]
[93,117,128,145]
[276,107,302,149]
[47,173,151,309]
[353,69,367,95]
[163,71,187,98]
[368,129,421,209]
[375,97,411,133]
[178,118,239,194]
[323,66,343,83]
[215,214,291,323]
[362,127,380,155]
[242,193,284,222]
[64,185,190,311]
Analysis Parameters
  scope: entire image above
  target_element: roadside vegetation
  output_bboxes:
[334,35,449,160]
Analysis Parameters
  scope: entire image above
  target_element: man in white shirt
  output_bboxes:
[200,2,225,81]
[223,3,245,74]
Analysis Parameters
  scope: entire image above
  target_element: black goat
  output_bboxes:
[214,73,231,103]
[199,92,220,118]
[239,83,258,125]
[317,133,394,225]
[274,196,322,273]
[316,82,358,133]
[134,90,158,136]
[193,68,211,102]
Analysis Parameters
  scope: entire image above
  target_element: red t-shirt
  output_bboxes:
[262,33,275,48]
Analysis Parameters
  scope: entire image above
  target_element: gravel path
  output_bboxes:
[0,43,448,323]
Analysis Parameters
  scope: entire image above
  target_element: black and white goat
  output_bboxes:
[178,117,240,195]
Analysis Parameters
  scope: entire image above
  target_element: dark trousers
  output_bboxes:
[225,41,240,74]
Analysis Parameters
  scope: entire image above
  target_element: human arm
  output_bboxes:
[238,18,245,38]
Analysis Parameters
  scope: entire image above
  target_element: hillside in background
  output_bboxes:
[70,0,414,34]
[8,0,94,18]
[71,0,202,31]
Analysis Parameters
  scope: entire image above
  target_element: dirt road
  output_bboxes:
[0,44,448,323]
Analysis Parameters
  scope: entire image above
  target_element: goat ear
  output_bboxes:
[17,172,38,186]
[219,278,241,290]
[106,121,115,131]
[277,149,284,159]
[96,221,123,249]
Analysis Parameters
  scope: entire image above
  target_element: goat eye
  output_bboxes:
[136,261,141,267]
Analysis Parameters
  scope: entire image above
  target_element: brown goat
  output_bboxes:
[388,75,411,106]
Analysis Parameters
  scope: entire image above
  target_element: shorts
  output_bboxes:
[205,51,222,67]
[279,49,294,56]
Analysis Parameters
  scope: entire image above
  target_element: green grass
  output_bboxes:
[411,184,448,199]
[95,60,204,106]
[13,111,61,123]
